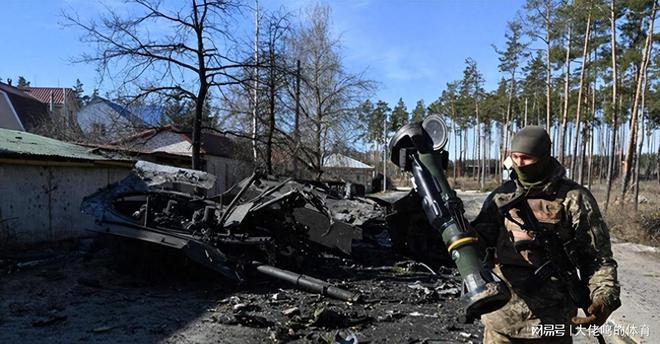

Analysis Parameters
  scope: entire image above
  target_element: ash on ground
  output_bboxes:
[0,240,483,344]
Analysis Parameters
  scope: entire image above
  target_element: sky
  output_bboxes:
[0,0,526,112]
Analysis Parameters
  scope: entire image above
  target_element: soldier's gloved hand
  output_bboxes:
[571,298,611,326]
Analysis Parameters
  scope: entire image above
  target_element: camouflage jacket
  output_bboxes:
[471,158,620,338]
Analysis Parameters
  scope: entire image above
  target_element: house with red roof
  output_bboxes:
[20,86,80,124]
[0,81,80,138]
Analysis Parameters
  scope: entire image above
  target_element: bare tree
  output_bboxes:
[65,0,252,170]
[287,5,374,179]
[261,11,292,174]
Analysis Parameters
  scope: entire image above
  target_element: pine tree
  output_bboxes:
[370,100,391,144]
[461,58,486,185]
[523,0,560,129]
[411,99,426,122]
[621,0,657,201]
[357,99,375,143]
[73,79,88,107]
[17,76,29,87]
[521,51,547,126]
[494,20,529,157]
[389,98,409,132]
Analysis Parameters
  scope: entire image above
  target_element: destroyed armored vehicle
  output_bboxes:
[81,161,398,300]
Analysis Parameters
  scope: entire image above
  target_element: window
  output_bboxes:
[91,123,106,136]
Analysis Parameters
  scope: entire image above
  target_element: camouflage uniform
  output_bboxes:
[471,158,620,343]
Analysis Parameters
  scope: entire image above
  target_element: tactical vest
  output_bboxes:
[494,181,574,268]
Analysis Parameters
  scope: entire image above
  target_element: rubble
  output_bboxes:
[0,245,485,343]
[79,161,408,302]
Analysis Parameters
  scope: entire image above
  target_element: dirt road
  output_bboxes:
[607,241,659,343]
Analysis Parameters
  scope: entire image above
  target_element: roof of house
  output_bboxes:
[113,125,248,160]
[0,127,128,162]
[323,153,373,169]
[21,87,75,104]
[79,97,160,126]
[0,82,50,130]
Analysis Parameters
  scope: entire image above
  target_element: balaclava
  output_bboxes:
[510,126,552,187]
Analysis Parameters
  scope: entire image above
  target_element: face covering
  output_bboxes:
[512,156,551,187]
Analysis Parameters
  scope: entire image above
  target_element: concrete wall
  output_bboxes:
[205,155,253,196]
[0,162,131,249]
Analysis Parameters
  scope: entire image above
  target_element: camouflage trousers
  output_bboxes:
[483,327,572,344]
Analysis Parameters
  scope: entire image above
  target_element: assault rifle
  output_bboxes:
[498,190,606,344]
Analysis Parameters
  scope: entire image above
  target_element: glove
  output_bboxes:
[571,298,612,326]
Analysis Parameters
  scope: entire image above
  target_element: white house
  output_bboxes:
[323,153,375,192]
[77,96,146,141]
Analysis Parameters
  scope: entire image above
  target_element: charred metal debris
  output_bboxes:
[81,161,438,302]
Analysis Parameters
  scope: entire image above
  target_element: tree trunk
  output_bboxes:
[567,123,573,174]
[476,101,484,188]
[266,56,276,174]
[621,0,656,202]
[644,130,653,180]
[634,64,649,210]
[559,26,572,166]
[192,2,207,172]
[481,128,487,188]
[464,127,468,178]
[588,72,596,189]
[496,122,502,181]
[579,126,588,185]
[571,13,592,178]
[453,121,458,182]
[459,129,464,178]
[588,125,594,189]
[293,60,301,177]
[472,126,476,180]
[504,73,515,160]
[252,0,260,164]
[600,123,607,184]
[532,97,538,126]
[604,0,618,211]
[657,139,660,186]
[545,3,552,132]
[316,94,323,180]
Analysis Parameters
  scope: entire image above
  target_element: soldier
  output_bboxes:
[471,126,620,343]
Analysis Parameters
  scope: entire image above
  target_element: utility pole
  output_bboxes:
[524,97,528,127]
[252,0,259,162]
[293,60,301,177]
[383,112,387,192]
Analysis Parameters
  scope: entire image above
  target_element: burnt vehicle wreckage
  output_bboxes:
[81,161,397,302]
[81,115,508,322]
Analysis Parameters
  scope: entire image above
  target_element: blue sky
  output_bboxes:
[0,0,526,111]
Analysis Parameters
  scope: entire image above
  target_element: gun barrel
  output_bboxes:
[251,261,361,302]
